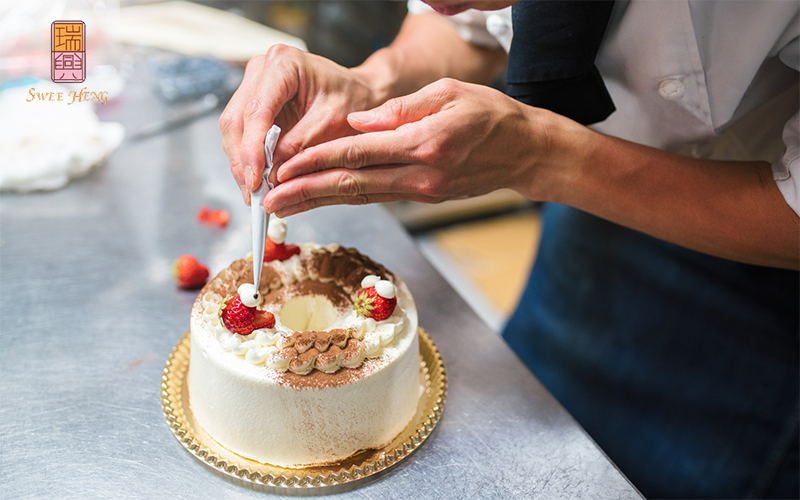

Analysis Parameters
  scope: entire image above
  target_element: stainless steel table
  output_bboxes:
[0,85,642,499]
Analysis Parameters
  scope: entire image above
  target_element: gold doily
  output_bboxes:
[161,328,446,489]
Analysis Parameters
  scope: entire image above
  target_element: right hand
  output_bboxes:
[264,78,552,216]
[219,44,381,204]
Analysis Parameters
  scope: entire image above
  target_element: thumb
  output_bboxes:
[348,90,444,133]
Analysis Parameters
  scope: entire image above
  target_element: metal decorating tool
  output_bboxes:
[251,124,281,300]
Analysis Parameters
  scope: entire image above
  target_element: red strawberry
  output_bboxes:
[220,295,256,334]
[254,310,276,330]
[197,206,230,228]
[208,209,230,227]
[197,206,210,223]
[263,237,300,262]
[172,255,209,289]
[220,295,276,335]
[354,287,397,321]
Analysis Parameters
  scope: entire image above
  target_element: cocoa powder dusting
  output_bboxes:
[314,345,342,371]
[282,328,353,356]
[314,334,332,352]
[292,281,352,311]
[235,262,281,295]
[293,332,315,353]
[341,339,362,365]
[200,245,399,378]
[276,347,298,361]
[275,357,388,389]
[330,330,348,348]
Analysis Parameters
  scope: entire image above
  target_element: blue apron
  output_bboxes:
[503,203,799,499]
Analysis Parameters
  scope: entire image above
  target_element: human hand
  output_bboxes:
[219,45,382,204]
[265,78,550,216]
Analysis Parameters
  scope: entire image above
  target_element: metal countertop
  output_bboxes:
[0,79,642,500]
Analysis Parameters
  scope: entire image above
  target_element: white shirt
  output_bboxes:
[408,0,800,215]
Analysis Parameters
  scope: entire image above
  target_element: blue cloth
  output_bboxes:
[503,203,799,499]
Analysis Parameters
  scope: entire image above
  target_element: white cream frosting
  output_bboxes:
[361,275,380,288]
[267,216,287,244]
[374,279,396,299]
[188,261,421,468]
[237,282,261,307]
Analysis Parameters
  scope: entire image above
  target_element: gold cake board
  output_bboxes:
[161,328,447,490]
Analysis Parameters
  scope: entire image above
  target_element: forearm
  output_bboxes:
[351,12,507,105]
[526,111,800,269]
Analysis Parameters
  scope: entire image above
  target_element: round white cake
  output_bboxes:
[188,243,421,468]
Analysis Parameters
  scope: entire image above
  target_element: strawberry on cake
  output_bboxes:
[187,218,421,468]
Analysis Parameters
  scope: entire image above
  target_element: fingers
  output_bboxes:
[271,106,356,185]
[265,166,439,216]
[347,78,456,132]
[220,45,305,197]
[272,79,461,184]
[276,128,428,183]
[239,49,302,191]
[270,192,437,218]
[220,54,269,204]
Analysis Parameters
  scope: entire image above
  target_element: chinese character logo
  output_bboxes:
[51,21,85,83]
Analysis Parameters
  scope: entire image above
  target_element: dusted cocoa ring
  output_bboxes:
[198,244,405,375]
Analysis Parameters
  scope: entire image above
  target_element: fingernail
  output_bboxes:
[244,166,253,191]
[349,110,376,124]
[269,163,280,185]
[276,165,288,183]
[241,185,250,205]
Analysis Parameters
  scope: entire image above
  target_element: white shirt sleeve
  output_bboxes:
[772,37,800,216]
[406,0,510,51]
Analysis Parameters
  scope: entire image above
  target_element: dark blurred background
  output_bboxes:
[197,1,408,68]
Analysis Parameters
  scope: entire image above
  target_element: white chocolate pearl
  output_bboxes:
[237,283,261,307]
[267,216,287,244]
[375,280,395,299]
[361,275,380,288]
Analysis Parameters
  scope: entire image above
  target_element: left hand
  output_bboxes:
[264,78,551,216]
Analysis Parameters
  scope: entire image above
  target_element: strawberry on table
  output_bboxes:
[197,206,230,228]
[172,255,209,289]
[208,209,230,227]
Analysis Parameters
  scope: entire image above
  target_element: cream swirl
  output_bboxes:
[267,216,287,244]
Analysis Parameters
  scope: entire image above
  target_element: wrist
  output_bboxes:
[351,48,401,108]
[514,107,598,205]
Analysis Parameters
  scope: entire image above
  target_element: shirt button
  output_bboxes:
[486,14,511,37]
[658,79,685,101]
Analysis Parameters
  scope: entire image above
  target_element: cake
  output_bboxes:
[187,219,421,468]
